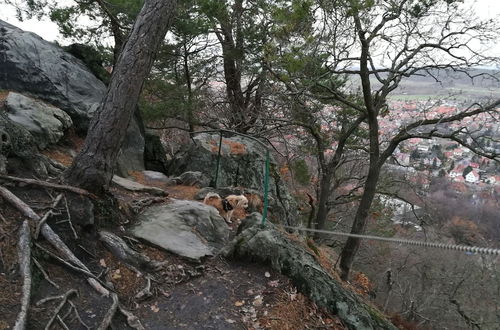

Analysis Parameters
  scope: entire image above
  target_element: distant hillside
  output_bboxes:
[351,67,500,100]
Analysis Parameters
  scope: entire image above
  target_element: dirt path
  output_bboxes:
[0,181,343,329]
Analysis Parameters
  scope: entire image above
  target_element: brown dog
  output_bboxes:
[203,192,249,224]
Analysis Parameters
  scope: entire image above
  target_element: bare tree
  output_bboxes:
[264,0,500,280]
[326,0,500,280]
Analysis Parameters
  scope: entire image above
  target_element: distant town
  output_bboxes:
[384,100,499,190]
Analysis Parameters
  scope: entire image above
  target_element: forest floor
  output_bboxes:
[0,173,346,329]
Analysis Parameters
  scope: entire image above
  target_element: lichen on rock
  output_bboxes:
[224,214,397,330]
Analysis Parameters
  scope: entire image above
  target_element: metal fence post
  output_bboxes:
[261,151,270,226]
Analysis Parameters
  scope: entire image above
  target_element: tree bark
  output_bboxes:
[339,163,381,281]
[64,0,178,193]
[339,13,380,281]
[314,170,333,236]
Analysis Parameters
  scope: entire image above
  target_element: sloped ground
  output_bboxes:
[0,171,346,329]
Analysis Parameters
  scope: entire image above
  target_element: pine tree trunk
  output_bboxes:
[64,0,178,193]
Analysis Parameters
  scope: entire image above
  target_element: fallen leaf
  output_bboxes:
[99,259,107,267]
[151,304,160,313]
[264,272,271,278]
[252,297,263,307]
[226,319,236,324]
[267,280,279,287]
[234,300,245,307]
[112,269,122,280]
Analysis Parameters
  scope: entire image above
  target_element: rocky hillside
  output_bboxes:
[0,20,398,329]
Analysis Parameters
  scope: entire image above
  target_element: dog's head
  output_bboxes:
[226,195,249,209]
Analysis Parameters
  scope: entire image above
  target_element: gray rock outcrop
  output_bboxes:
[0,20,104,131]
[174,171,211,187]
[168,133,297,225]
[0,20,145,175]
[224,214,397,330]
[0,111,61,176]
[112,175,167,196]
[131,200,230,261]
[5,92,72,149]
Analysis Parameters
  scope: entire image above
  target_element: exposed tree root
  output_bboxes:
[99,230,166,272]
[63,195,79,239]
[68,300,91,330]
[56,315,70,330]
[0,174,96,199]
[43,289,77,330]
[1,184,145,328]
[34,194,63,239]
[97,292,119,330]
[0,211,6,223]
[118,304,146,330]
[34,243,112,293]
[0,185,110,296]
[32,256,60,289]
[135,277,153,301]
[13,220,32,330]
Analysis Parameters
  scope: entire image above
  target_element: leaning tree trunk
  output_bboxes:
[64,0,178,193]
[338,163,381,281]
[339,16,380,281]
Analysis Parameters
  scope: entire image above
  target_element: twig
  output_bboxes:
[13,220,32,330]
[44,289,77,330]
[34,243,113,293]
[63,195,78,239]
[34,194,63,239]
[35,210,53,240]
[68,300,90,330]
[78,244,96,258]
[32,256,60,289]
[56,315,70,330]
[0,175,97,199]
[97,292,119,330]
[36,294,68,307]
[0,211,6,223]
[59,304,73,321]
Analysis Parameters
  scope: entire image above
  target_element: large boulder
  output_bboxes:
[131,200,230,261]
[144,129,169,173]
[224,214,397,330]
[0,20,104,131]
[5,92,72,149]
[168,133,298,225]
[0,20,144,175]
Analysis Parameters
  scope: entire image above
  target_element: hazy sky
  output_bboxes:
[0,0,499,47]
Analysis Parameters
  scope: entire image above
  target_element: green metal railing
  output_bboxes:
[190,130,270,226]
